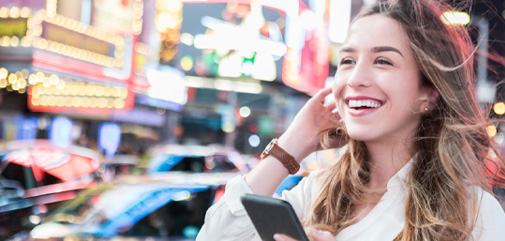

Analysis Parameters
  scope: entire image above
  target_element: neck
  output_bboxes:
[364,137,415,189]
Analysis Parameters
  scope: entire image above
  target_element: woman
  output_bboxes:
[196,0,505,240]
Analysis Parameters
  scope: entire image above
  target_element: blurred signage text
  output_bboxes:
[0,17,27,38]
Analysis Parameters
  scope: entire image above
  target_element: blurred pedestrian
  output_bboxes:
[197,0,505,240]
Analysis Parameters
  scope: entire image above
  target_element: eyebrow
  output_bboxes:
[339,46,404,58]
[373,46,404,58]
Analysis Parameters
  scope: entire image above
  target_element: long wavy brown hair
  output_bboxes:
[303,0,505,240]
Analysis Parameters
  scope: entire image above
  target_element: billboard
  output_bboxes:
[178,2,286,82]
[176,0,329,94]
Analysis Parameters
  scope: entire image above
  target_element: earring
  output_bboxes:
[424,107,430,112]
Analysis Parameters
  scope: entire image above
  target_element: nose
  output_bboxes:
[346,61,373,88]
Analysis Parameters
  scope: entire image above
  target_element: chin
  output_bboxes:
[346,132,375,142]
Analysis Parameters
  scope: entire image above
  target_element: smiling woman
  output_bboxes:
[334,14,427,145]
[196,1,505,241]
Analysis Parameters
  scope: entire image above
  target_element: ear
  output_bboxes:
[426,87,439,109]
[418,86,439,112]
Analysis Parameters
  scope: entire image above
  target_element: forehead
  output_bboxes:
[344,14,410,52]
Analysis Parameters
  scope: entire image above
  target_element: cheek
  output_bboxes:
[332,77,346,101]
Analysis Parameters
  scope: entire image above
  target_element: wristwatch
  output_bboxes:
[261,138,300,174]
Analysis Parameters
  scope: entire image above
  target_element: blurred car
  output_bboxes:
[0,139,104,239]
[22,144,251,240]
[103,154,141,177]
[26,173,236,241]
[144,144,250,174]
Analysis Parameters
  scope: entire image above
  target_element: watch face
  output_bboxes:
[261,140,275,159]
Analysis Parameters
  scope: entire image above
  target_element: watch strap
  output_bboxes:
[261,139,300,174]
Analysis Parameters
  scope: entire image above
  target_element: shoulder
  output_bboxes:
[468,186,504,216]
[306,168,325,182]
[289,169,324,195]
[280,169,325,214]
[470,186,505,240]
[476,187,505,218]
[470,186,503,212]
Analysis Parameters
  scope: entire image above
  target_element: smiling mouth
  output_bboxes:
[347,99,382,110]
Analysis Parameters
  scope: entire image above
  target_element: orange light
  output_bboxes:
[494,102,505,115]
[487,125,497,137]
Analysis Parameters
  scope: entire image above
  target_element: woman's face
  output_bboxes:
[333,14,429,144]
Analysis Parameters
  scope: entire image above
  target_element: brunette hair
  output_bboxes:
[304,0,505,240]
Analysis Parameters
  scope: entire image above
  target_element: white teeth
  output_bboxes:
[348,99,382,108]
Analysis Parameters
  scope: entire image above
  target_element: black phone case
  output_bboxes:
[240,193,309,241]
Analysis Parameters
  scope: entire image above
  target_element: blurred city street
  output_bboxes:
[0,0,504,240]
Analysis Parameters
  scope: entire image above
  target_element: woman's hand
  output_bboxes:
[278,87,344,161]
[273,228,337,241]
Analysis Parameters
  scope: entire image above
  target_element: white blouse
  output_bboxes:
[196,161,505,241]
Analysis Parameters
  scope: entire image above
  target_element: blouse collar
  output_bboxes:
[386,154,415,190]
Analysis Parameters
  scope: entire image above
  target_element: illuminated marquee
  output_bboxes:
[0,7,136,114]
[40,21,114,57]
[30,10,125,69]
[26,70,130,115]
[0,7,31,47]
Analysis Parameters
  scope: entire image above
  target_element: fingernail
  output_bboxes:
[273,234,283,241]
[309,228,320,237]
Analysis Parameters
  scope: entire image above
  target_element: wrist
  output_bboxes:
[262,138,300,174]
[277,134,315,163]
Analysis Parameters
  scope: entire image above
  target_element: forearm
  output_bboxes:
[245,134,312,196]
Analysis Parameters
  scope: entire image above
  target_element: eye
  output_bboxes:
[375,57,393,66]
[339,57,355,65]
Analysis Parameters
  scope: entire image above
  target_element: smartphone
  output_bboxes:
[240,193,309,241]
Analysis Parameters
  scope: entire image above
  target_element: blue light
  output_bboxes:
[248,134,260,147]
[17,117,38,140]
[98,122,121,159]
[183,225,200,238]
[50,117,73,148]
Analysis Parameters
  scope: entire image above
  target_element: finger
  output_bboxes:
[324,101,337,111]
[333,111,341,120]
[325,103,340,119]
[273,233,298,241]
[308,228,337,241]
[312,87,333,102]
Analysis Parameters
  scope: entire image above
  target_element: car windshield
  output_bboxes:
[205,154,237,172]
[168,156,206,172]
[153,154,238,173]
[1,162,64,189]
